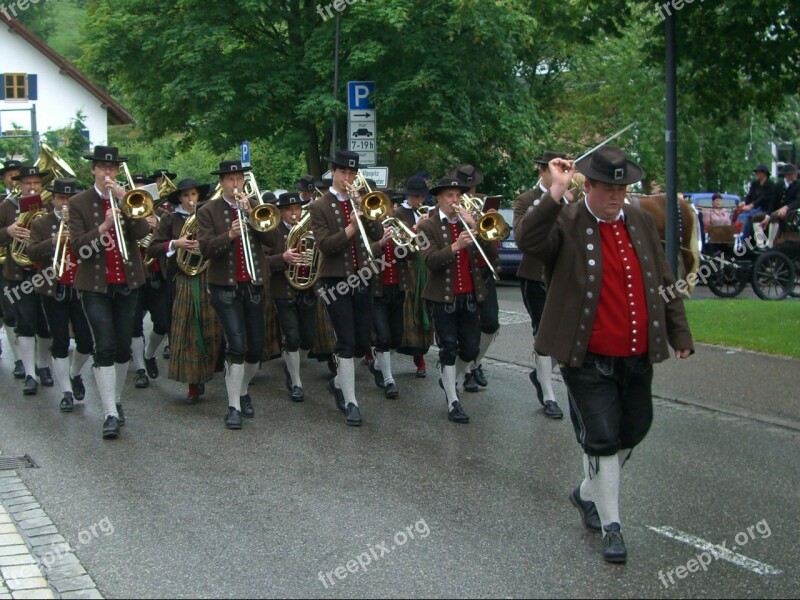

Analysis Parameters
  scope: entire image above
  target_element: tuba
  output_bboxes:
[36,143,76,205]
[10,195,47,268]
[176,203,208,276]
[285,209,323,290]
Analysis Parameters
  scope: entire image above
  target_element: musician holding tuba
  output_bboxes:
[0,164,55,396]
[69,145,152,440]
[26,178,93,413]
[0,159,26,379]
[417,177,495,424]
[263,191,318,403]
[309,150,384,427]
[148,178,222,405]
[196,160,274,430]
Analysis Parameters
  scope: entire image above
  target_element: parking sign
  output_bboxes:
[347,82,376,166]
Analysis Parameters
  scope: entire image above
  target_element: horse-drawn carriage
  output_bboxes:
[700,211,799,300]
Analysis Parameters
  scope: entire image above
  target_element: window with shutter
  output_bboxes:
[3,74,28,100]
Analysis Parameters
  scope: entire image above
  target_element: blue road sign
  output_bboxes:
[241,140,251,166]
[348,81,375,111]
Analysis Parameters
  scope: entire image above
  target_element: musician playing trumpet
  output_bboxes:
[417,177,495,424]
[263,191,318,403]
[69,145,151,440]
[27,178,93,413]
[197,160,272,430]
[148,178,221,405]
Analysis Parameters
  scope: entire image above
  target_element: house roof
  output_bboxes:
[1,14,135,126]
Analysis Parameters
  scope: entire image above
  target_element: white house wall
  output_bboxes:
[0,27,108,147]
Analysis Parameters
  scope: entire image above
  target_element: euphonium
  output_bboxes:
[176,211,208,276]
[36,143,76,205]
[284,210,323,290]
[10,199,47,268]
[0,185,21,265]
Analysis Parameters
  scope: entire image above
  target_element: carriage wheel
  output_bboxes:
[705,253,746,298]
[751,251,795,300]
[792,256,800,298]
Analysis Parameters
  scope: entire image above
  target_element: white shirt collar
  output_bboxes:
[175,205,191,216]
[538,181,548,194]
[585,199,625,224]
[94,184,109,199]
[439,208,459,224]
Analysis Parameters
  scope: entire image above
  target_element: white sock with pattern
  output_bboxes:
[337,357,357,407]
[226,363,244,410]
[131,337,146,371]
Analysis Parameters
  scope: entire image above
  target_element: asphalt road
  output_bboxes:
[1,281,798,598]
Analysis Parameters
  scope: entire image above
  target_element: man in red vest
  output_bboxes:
[517,147,694,563]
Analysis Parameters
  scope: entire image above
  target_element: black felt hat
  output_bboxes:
[324,150,359,170]
[167,178,211,205]
[429,177,471,196]
[210,159,252,176]
[83,145,127,164]
[576,147,643,186]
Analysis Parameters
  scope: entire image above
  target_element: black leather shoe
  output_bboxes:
[463,372,479,393]
[240,394,254,417]
[438,377,460,405]
[471,365,488,387]
[162,344,170,359]
[328,379,345,414]
[602,523,627,563]
[384,381,399,399]
[448,400,470,424]
[290,385,304,402]
[543,400,564,419]
[283,364,292,391]
[59,392,74,413]
[144,356,158,379]
[102,416,120,440]
[37,367,54,387]
[224,407,242,429]
[529,370,545,406]
[369,363,385,389]
[345,402,362,426]
[116,404,126,426]
[570,486,602,533]
[70,375,85,401]
[23,375,38,396]
[134,369,149,388]
[13,360,26,379]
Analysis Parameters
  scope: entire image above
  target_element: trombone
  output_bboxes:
[106,163,156,264]
[235,172,280,281]
[344,171,391,262]
[455,194,508,282]
[52,205,70,277]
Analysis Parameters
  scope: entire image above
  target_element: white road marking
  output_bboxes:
[648,525,783,576]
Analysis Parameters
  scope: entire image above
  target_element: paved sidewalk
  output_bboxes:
[0,461,102,599]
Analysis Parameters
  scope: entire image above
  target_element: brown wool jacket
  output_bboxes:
[516,193,694,367]
[513,185,549,282]
[417,210,492,304]
[308,191,383,280]
[68,188,150,292]
[27,211,64,297]
[147,210,189,282]
[263,222,301,300]
[196,196,271,287]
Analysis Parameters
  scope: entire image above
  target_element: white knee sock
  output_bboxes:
[587,455,621,533]
[5,328,18,361]
[114,361,127,403]
[472,331,495,369]
[337,357,357,407]
[240,361,259,396]
[52,356,71,395]
[226,363,244,410]
[441,364,458,407]
[535,354,556,402]
[284,350,302,388]
[70,352,91,378]
[376,351,394,385]
[145,333,165,360]
[767,222,780,248]
[17,336,36,380]
[93,366,118,419]
[579,453,594,502]
[130,337,145,370]
[36,335,51,369]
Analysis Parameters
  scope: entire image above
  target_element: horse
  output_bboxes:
[627,193,700,294]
